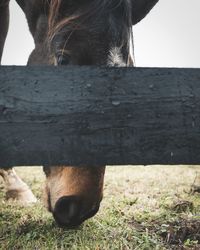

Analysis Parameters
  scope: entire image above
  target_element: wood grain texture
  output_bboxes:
[0,66,200,167]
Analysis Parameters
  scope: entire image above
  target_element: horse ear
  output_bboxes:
[0,0,10,64]
[131,0,159,25]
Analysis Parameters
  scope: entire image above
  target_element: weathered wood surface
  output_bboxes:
[0,66,200,167]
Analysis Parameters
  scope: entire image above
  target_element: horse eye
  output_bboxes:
[56,53,70,65]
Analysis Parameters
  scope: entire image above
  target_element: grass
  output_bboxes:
[0,165,200,250]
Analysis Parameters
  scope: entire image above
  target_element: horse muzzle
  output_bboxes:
[52,195,100,228]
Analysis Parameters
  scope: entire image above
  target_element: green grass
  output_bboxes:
[0,165,200,250]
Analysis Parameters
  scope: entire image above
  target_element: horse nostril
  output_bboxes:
[56,54,70,65]
[53,196,81,227]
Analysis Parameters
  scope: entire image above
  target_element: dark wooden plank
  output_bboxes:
[0,66,200,167]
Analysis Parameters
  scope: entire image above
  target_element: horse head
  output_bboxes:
[14,0,158,228]
[28,0,134,228]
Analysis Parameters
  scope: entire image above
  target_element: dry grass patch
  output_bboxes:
[0,165,200,249]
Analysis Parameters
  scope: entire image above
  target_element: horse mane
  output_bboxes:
[48,0,133,41]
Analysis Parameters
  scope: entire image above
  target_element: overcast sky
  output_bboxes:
[2,0,200,67]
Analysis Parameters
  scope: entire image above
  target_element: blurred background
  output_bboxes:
[1,0,200,67]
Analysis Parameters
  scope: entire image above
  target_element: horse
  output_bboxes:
[0,0,159,228]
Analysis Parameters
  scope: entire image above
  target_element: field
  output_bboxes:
[0,165,200,250]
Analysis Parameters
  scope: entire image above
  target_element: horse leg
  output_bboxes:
[0,2,36,205]
[0,168,37,204]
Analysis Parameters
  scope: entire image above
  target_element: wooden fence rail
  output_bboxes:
[0,66,200,167]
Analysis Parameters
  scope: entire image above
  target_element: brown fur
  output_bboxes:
[44,166,105,212]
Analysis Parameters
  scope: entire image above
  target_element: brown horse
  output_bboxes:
[0,0,159,228]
